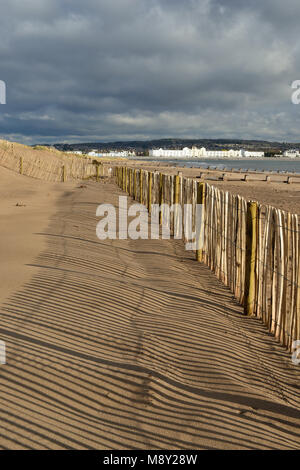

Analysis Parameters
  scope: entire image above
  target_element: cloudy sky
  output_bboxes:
[0,0,299,144]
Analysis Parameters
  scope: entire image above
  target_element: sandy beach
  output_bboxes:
[3,0,300,455]
[0,166,77,302]
[0,166,299,449]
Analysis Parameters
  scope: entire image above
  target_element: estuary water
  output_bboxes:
[129,157,300,174]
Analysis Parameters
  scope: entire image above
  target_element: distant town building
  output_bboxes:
[149,146,264,158]
[88,150,136,157]
[283,149,300,158]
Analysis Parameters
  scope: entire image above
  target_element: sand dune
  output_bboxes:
[0,169,299,449]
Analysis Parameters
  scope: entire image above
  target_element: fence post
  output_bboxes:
[19,157,23,175]
[133,169,137,200]
[122,167,125,191]
[174,174,180,237]
[124,167,127,192]
[129,169,132,196]
[62,165,66,182]
[196,182,206,262]
[244,201,258,315]
[96,163,100,182]
[148,172,152,213]
[140,169,143,204]
[159,173,164,225]
[174,174,180,203]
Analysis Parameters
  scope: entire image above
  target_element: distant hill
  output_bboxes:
[37,138,300,155]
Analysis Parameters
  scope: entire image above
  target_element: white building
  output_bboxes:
[149,146,264,158]
[88,150,136,157]
[283,149,300,158]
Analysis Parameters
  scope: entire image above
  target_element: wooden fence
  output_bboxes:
[0,141,113,181]
[114,165,300,352]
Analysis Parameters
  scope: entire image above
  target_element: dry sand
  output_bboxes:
[0,166,76,302]
[0,167,299,449]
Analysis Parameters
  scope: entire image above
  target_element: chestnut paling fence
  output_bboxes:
[0,140,113,181]
[114,165,300,352]
[1,143,298,352]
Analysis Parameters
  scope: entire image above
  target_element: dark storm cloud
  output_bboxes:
[0,0,300,143]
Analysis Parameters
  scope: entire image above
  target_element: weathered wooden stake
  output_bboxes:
[174,175,180,203]
[159,173,164,225]
[133,169,137,199]
[140,169,143,204]
[148,172,152,213]
[196,182,206,262]
[19,157,23,175]
[62,165,66,182]
[122,167,125,191]
[96,164,100,181]
[244,201,258,315]
[173,174,180,236]
[128,168,131,196]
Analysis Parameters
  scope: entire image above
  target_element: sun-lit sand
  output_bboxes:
[0,162,299,449]
[0,165,77,301]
